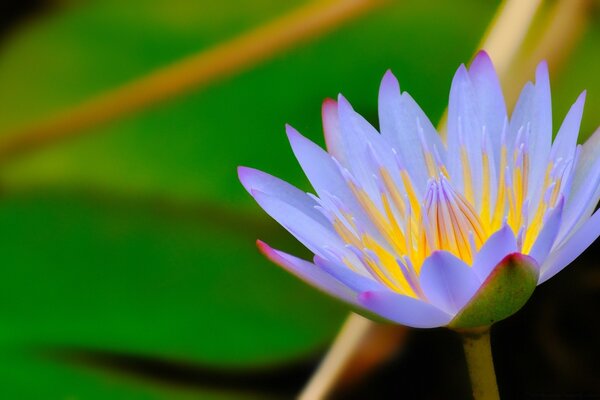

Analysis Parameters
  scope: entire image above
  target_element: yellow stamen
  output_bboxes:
[348,183,406,255]
[362,235,416,297]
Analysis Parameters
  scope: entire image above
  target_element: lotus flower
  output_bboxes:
[238,51,600,328]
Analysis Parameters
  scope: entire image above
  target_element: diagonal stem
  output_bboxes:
[502,0,593,107]
[475,0,542,80]
[299,314,374,400]
[0,0,383,165]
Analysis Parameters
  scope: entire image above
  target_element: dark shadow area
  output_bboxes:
[0,0,49,39]
[44,347,318,398]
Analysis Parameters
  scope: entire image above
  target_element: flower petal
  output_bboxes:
[257,241,358,305]
[508,63,552,209]
[358,290,452,328]
[314,255,383,292]
[528,198,564,265]
[336,94,390,201]
[378,70,444,195]
[528,62,553,202]
[238,166,329,227]
[285,124,381,237]
[447,64,483,203]
[559,127,600,243]
[472,224,517,282]
[418,251,481,315]
[322,98,344,163]
[539,208,600,284]
[550,91,586,163]
[251,189,343,257]
[286,124,347,198]
[468,50,507,164]
[507,82,535,149]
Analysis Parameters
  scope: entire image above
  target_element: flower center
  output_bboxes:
[422,177,485,264]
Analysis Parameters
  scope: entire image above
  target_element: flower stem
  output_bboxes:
[460,328,500,400]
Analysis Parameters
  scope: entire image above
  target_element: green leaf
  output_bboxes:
[0,190,344,363]
[450,254,539,329]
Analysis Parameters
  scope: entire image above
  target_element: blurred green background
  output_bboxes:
[0,0,598,398]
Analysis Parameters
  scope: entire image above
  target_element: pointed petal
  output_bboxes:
[528,62,554,201]
[314,255,383,292]
[540,209,600,283]
[468,50,507,162]
[472,224,517,281]
[575,127,600,182]
[285,125,378,236]
[507,82,535,149]
[336,93,411,212]
[358,290,452,328]
[447,64,483,201]
[533,61,553,146]
[286,124,346,198]
[322,98,344,163]
[251,189,342,257]
[257,241,357,305]
[336,94,385,200]
[529,198,564,265]
[418,251,481,315]
[559,127,600,242]
[238,166,329,227]
[450,253,538,328]
[378,70,443,195]
[550,91,586,162]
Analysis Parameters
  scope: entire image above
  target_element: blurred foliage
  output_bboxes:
[0,0,597,398]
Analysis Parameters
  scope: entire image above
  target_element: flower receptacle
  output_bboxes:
[449,253,538,329]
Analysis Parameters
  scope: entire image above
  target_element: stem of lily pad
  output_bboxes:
[460,327,500,400]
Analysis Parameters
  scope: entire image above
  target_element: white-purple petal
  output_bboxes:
[447,64,484,202]
[257,241,358,304]
[337,94,402,203]
[468,50,507,164]
[559,127,600,242]
[527,62,553,202]
[285,124,382,238]
[358,290,452,328]
[322,98,345,164]
[539,208,600,283]
[251,189,343,258]
[238,166,330,227]
[507,82,535,150]
[550,91,586,163]
[314,255,383,292]
[472,224,517,282]
[336,95,380,198]
[418,251,481,315]
[529,198,564,265]
[378,70,444,195]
